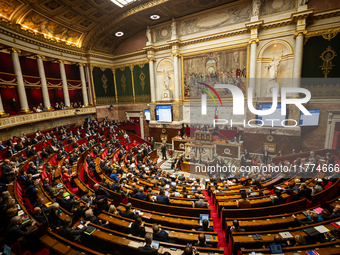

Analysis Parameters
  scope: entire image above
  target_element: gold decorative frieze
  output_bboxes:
[304,28,340,44]
[303,84,340,99]
[0,107,96,130]
[293,30,307,38]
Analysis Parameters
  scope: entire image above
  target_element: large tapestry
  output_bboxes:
[301,29,340,98]
[92,67,116,106]
[182,46,248,101]
[133,63,151,103]
[115,67,134,104]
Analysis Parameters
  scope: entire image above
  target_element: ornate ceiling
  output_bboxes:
[0,0,238,54]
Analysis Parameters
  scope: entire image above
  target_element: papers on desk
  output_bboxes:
[205,234,212,241]
[151,196,157,200]
[57,183,63,188]
[18,210,24,216]
[174,192,180,197]
[314,225,330,233]
[313,207,323,214]
[171,182,176,186]
[279,232,293,239]
[32,174,40,178]
[128,222,133,228]
[77,224,84,229]
[165,184,170,189]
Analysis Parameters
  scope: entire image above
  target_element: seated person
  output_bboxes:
[119,203,139,219]
[230,219,245,232]
[138,233,163,255]
[292,211,319,226]
[197,219,214,232]
[182,244,199,255]
[193,194,208,208]
[152,223,169,242]
[331,204,340,219]
[156,189,169,205]
[294,235,307,246]
[85,209,109,228]
[130,216,145,237]
[58,217,90,244]
[237,190,251,208]
[272,190,285,205]
[194,233,212,248]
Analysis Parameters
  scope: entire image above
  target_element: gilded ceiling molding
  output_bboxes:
[87,0,171,48]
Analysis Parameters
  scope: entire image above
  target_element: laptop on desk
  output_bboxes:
[269,244,284,255]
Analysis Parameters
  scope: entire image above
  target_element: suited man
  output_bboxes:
[27,162,39,175]
[194,233,213,248]
[156,189,169,205]
[150,137,155,150]
[88,158,97,172]
[138,233,163,255]
[25,179,39,205]
[58,217,89,244]
[85,209,109,227]
[230,220,245,232]
[6,146,15,157]
[48,203,62,230]
[4,216,36,249]
[99,177,111,189]
[152,224,169,242]
[297,183,312,200]
[193,195,209,208]
[244,149,250,160]
[119,203,139,219]
[0,141,6,150]
[132,187,146,200]
[93,183,109,213]
[32,207,47,225]
[263,147,269,165]
[0,159,14,183]
[197,219,214,232]
[161,143,167,160]
[136,152,143,163]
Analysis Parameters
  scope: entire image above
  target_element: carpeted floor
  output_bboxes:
[203,190,229,255]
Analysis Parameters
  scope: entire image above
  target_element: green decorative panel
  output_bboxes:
[115,67,133,103]
[92,66,116,105]
[133,63,151,103]
[302,33,340,78]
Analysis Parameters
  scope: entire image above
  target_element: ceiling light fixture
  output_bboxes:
[110,0,136,8]
[150,14,160,20]
[115,31,124,37]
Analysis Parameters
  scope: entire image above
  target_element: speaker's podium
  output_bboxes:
[194,131,212,141]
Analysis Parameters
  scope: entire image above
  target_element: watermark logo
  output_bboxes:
[200,84,312,116]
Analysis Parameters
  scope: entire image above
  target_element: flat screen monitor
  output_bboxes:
[258,103,285,127]
[300,109,320,126]
[144,109,150,121]
[156,105,172,122]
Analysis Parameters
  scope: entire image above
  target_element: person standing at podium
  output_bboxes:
[161,143,167,160]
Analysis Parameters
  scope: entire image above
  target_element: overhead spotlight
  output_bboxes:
[150,14,160,20]
[115,31,124,37]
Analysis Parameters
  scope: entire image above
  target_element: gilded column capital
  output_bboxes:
[77,63,86,66]
[7,48,21,53]
[294,30,307,38]
[56,59,65,63]
[147,58,156,62]
[171,53,181,58]
[249,38,259,44]
[34,55,45,59]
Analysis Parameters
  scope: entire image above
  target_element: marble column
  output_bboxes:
[35,55,52,110]
[0,93,8,116]
[78,63,89,106]
[58,60,70,107]
[9,48,30,112]
[148,58,156,103]
[173,54,180,101]
[292,31,306,92]
[249,39,259,98]
[85,65,94,105]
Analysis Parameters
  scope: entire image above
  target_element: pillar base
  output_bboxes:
[47,107,54,111]
[0,111,9,117]
[21,109,33,114]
